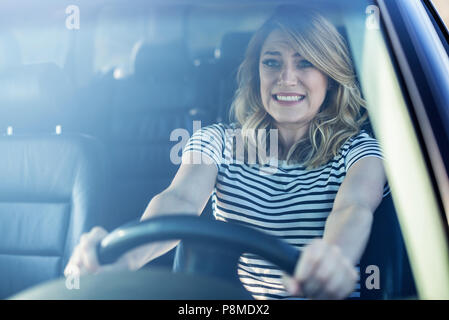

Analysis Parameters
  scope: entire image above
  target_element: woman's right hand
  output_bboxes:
[64,226,129,278]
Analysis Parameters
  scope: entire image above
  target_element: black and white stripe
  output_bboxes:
[184,123,390,300]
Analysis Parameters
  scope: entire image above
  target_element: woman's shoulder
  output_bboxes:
[328,129,379,163]
[192,122,228,138]
[351,129,379,145]
[341,129,378,151]
[339,129,384,171]
[196,122,241,139]
[189,122,236,149]
[198,122,235,132]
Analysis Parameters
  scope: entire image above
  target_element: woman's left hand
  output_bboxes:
[282,238,358,300]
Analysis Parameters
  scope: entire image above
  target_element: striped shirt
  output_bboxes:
[183,123,390,300]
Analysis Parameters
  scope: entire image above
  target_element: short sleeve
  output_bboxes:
[344,131,391,198]
[182,124,225,169]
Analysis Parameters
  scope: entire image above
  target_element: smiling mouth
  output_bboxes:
[272,94,306,102]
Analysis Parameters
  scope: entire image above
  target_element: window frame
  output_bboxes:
[371,0,449,299]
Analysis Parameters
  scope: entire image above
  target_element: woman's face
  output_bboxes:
[259,29,329,128]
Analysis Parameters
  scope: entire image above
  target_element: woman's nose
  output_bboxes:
[278,65,298,86]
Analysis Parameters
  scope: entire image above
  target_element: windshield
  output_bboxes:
[2,0,440,300]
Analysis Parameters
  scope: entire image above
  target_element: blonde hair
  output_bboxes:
[230,6,368,169]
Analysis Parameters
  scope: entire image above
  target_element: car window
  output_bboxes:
[94,5,187,78]
[186,5,273,59]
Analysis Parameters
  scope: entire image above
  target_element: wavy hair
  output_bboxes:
[229,6,368,169]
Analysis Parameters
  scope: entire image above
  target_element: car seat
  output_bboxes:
[0,134,110,298]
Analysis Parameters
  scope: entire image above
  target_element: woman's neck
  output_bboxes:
[275,122,309,157]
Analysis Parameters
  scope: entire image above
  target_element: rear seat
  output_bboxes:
[95,42,212,230]
[188,32,252,125]
[91,42,216,267]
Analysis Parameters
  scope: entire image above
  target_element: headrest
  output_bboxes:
[134,42,192,80]
[219,32,253,64]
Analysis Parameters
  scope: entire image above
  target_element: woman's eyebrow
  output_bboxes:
[263,50,281,56]
[262,50,302,57]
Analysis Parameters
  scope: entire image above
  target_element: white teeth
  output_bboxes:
[275,95,304,102]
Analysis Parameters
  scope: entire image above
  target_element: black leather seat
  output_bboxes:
[214,32,253,123]
[0,134,110,298]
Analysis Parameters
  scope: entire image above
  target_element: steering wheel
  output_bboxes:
[10,215,301,300]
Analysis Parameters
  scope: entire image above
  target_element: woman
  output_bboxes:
[65,7,389,300]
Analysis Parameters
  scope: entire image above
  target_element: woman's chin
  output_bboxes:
[267,105,316,126]
[271,114,309,126]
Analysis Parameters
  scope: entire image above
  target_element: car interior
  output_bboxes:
[0,0,418,299]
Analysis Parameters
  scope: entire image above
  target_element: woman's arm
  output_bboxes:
[124,156,219,270]
[322,156,386,264]
[284,156,387,299]
[64,151,218,275]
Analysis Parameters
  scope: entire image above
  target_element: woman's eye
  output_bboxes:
[262,59,281,68]
[297,60,314,69]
